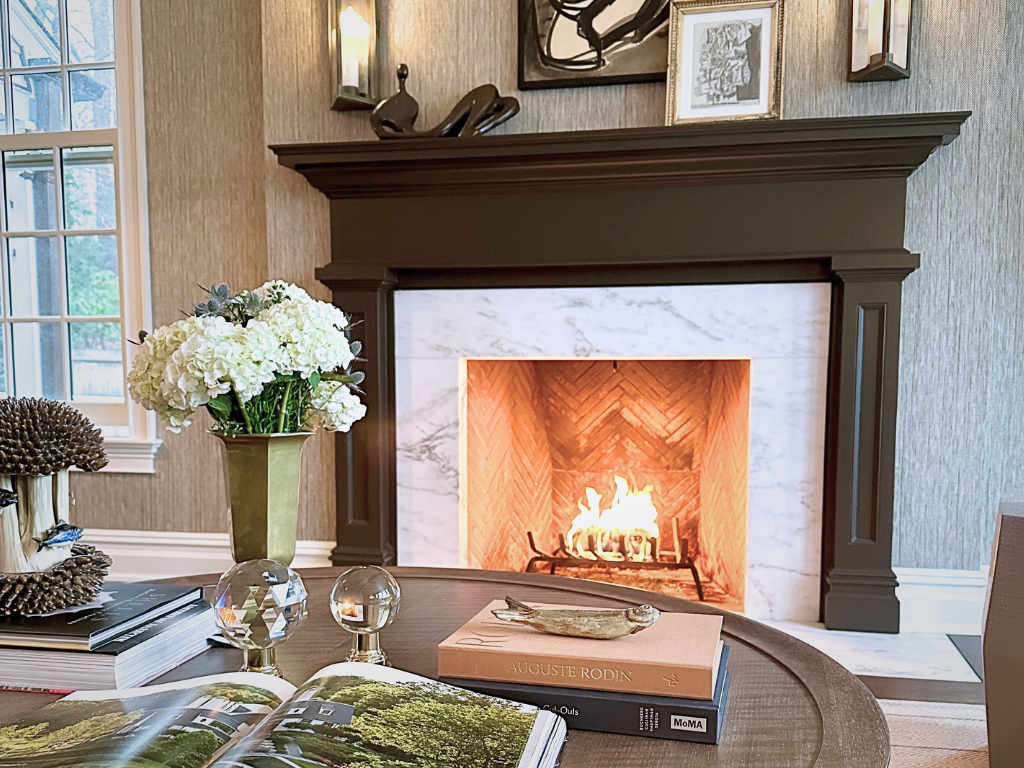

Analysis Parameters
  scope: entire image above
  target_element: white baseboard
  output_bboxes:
[81,529,334,582]
[894,566,989,635]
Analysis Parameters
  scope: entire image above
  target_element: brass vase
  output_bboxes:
[215,432,312,566]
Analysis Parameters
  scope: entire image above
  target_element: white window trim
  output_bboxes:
[0,0,157,472]
[104,0,160,472]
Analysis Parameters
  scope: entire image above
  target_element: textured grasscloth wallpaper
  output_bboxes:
[72,0,1023,569]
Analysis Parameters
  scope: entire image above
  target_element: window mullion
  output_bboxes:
[1,235,6,395]
[0,0,8,70]
[60,0,71,132]
[1,323,9,394]
[54,138,70,400]
[1,0,9,136]
[0,128,119,152]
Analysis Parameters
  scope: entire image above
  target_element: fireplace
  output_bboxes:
[461,358,749,612]
[273,111,969,631]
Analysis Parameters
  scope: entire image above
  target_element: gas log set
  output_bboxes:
[524,476,706,601]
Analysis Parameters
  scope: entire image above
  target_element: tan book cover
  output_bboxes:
[438,600,724,700]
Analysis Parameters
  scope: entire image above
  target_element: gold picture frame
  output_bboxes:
[666,0,784,125]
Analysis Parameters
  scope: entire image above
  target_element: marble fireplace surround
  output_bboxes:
[394,284,830,621]
[273,111,968,632]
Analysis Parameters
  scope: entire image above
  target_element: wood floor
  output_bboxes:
[880,699,988,767]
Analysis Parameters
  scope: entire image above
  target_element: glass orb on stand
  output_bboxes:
[330,565,401,665]
[213,559,308,677]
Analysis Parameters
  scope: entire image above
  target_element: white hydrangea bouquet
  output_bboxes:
[127,281,366,435]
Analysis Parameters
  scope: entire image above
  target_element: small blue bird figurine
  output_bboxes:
[0,489,16,508]
[34,522,83,549]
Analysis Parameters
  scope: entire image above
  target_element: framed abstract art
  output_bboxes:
[519,0,672,89]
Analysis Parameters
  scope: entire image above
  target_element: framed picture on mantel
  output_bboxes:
[518,0,672,90]
[666,0,784,124]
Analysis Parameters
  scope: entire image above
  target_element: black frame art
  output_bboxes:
[518,0,672,90]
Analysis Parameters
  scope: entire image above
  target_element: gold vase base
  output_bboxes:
[241,647,282,677]
[346,633,389,666]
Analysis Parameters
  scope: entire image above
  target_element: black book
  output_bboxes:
[442,644,730,744]
[0,601,215,690]
[0,582,203,650]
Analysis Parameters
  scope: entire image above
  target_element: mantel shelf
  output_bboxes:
[271,112,970,198]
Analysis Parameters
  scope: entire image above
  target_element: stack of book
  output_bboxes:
[0,582,215,692]
[438,600,730,744]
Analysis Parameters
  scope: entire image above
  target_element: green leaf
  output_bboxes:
[208,393,233,419]
[349,340,363,357]
[309,371,321,390]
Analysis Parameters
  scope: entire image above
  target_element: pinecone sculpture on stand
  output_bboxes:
[0,398,112,615]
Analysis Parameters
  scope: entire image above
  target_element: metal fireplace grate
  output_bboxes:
[524,522,705,601]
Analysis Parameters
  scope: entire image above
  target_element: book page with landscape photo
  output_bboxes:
[211,662,558,768]
[0,673,296,768]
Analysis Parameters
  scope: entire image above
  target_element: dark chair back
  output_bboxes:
[984,504,1024,767]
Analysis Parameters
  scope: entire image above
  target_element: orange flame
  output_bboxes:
[565,476,659,561]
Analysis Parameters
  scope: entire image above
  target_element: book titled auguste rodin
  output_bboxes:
[438,600,725,700]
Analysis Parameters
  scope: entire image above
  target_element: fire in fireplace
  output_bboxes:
[460,357,750,612]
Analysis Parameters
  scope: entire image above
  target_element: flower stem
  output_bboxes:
[234,390,254,434]
[276,380,293,434]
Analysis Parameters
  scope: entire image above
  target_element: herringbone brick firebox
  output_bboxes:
[462,358,750,610]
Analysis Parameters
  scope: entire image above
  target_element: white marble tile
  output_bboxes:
[395,284,831,360]
[764,621,982,682]
[394,283,832,621]
[394,358,460,567]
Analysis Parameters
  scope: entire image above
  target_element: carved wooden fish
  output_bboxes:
[491,596,660,640]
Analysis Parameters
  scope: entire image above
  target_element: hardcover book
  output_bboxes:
[438,600,725,699]
[0,662,566,768]
[0,583,203,651]
[442,645,731,744]
[0,601,216,691]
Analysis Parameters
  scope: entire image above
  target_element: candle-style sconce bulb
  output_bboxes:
[330,0,378,110]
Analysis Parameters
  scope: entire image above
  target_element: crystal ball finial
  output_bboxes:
[213,559,308,676]
[330,565,400,665]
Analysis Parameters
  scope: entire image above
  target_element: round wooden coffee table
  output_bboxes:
[0,567,889,767]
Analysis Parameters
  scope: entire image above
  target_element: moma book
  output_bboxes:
[439,600,724,699]
[0,661,566,768]
[0,582,203,650]
[442,645,731,744]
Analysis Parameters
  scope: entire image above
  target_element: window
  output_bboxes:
[0,0,157,472]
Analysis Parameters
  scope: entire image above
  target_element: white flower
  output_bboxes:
[128,280,366,435]
[127,316,206,432]
[160,316,281,410]
[308,380,367,432]
[256,295,354,378]
[254,280,311,303]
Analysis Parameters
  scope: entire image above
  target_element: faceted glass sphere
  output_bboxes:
[213,559,308,651]
[330,565,400,635]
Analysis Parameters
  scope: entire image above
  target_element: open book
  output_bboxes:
[0,661,567,768]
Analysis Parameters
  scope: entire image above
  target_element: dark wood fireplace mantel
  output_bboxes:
[273,112,969,632]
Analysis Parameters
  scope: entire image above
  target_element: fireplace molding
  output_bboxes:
[273,112,969,632]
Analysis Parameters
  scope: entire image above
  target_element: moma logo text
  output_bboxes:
[670,715,707,733]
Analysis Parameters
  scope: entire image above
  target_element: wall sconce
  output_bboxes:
[330,0,377,110]
[849,0,912,82]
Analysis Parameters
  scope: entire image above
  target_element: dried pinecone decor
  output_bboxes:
[0,397,111,615]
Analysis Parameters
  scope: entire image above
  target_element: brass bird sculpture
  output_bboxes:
[491,597,660,640]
